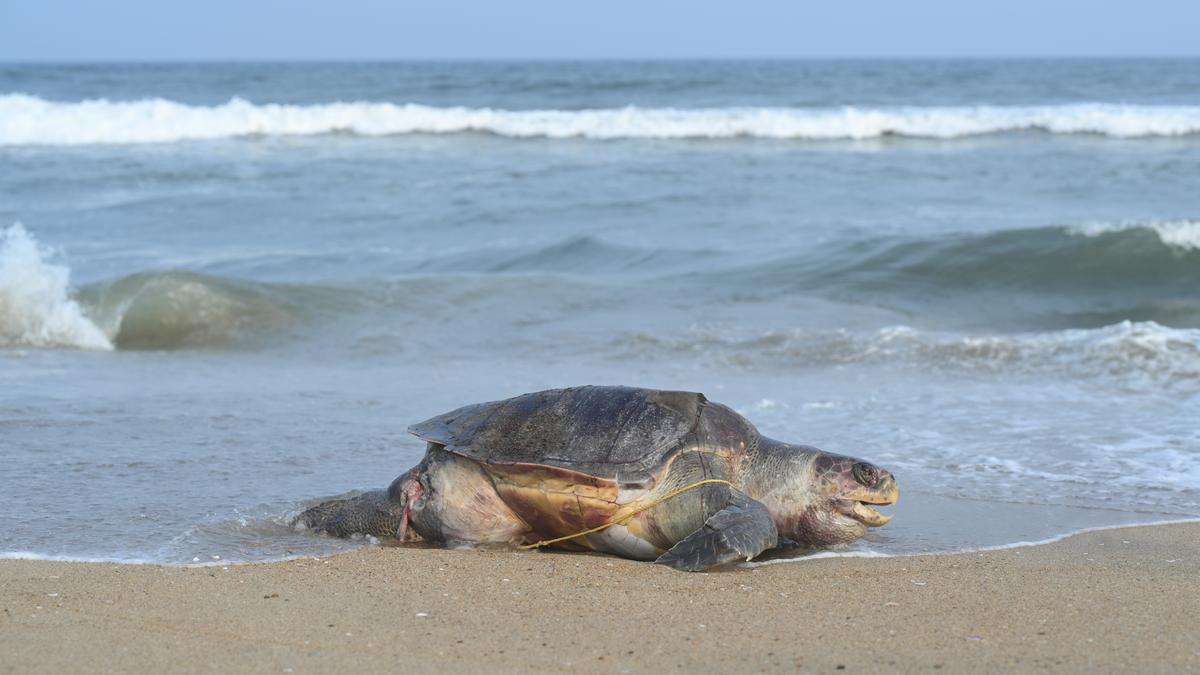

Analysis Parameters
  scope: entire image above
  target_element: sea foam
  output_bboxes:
[620,321,1200,386]
[0,224,112,350]
[3,94,1200,145]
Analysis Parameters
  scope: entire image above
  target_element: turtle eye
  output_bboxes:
[852,462,878,487]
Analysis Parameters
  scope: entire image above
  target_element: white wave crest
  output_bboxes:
[0,224,112,350]
[1069,219,1200,252]
[4,94,1200,145]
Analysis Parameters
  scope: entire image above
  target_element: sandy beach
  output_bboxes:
[0,522,1196,673]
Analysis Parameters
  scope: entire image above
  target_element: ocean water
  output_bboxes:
[1,60,1198,565]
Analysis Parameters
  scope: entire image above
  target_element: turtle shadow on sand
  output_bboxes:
[298,386,898,572]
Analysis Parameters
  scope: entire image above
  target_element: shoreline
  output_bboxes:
[6,515,1199,568]
[748,514,1200,567]
[2,521,1197,673]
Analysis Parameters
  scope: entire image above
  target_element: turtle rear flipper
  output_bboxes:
[654,491,778,572]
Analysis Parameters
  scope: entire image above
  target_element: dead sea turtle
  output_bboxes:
[298,386,898,571]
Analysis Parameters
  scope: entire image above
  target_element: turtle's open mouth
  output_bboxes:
[837,483,899,527]
[845,499,894,527]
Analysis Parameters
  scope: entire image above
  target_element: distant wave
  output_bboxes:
[4,94,1200,145]
[1069,219,1200,252]
[424,235,718,275]
[716,221,1200,312]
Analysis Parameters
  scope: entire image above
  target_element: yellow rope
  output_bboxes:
[517,478,736,550]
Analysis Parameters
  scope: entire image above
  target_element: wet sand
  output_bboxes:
[2,522,1197,674]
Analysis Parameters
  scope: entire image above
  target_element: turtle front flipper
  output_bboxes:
[654,490,778,572]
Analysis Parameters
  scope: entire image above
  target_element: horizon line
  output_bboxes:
[4,54,1200,65]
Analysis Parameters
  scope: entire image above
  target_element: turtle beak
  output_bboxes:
[840,467,899,527]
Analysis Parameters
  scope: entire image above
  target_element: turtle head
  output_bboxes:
[747,439,899,547]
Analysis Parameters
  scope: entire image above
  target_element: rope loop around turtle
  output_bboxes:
[517,478,736,550]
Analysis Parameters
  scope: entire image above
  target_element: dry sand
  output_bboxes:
[2,522,1198,674]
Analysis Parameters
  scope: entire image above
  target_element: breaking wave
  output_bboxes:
[0,226,353,352]
[0,224,111,350]
[4,95,1200,145]
[77,271,316,350]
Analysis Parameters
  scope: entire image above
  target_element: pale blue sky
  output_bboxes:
[2,0,1197,61]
